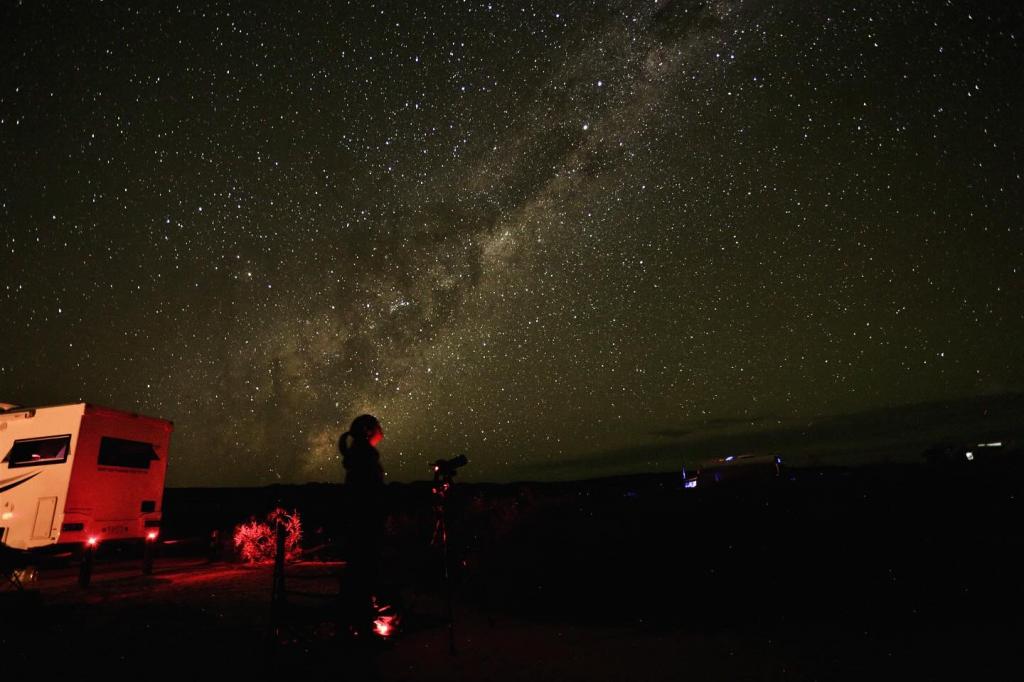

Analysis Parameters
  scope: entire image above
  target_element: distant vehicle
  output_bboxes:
[681,466,699,489]
[922,440,1007,466]
[0,402,172,551]
[683,453,783,489]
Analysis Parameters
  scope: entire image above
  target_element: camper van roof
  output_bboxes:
[0,402,173,428]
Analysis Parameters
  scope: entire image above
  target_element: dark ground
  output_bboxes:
[3,455,1023,680]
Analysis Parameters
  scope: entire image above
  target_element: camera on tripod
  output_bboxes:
[428,453,469,655]
[433,454,468,479]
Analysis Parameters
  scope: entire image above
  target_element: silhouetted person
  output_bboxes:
[338,414,386,637]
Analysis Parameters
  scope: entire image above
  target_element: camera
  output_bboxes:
[433,454,468,478]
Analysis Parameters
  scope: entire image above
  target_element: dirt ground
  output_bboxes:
[6,465,1023,680]
[4,554,1015,681]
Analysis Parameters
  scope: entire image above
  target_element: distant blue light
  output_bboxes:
[725,455,735,462]
[684,480,697,489]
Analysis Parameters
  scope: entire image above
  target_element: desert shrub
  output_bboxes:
[233,507,302,563]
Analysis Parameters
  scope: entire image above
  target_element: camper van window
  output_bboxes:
[98,437,158,469]
[4,435,72,467]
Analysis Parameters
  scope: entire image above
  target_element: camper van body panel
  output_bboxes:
[0,403,86,549]
[62,405,171,545]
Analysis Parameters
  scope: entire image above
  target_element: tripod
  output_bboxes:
[430,455,467,655]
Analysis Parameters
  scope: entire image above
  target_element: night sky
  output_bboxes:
[2,1,1021,487]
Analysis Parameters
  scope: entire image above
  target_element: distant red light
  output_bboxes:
[147,531,158,541]
[87,537,99,546]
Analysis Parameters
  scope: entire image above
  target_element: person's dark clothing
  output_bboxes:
[342,439,385,558]
[341,438,385,632]
[343,439,385,489]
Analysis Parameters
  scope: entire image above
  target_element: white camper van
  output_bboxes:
[0,403,172,551]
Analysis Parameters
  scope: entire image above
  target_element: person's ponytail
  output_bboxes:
[338,431,352,458]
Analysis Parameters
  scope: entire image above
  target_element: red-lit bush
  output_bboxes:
[233,507,302,564]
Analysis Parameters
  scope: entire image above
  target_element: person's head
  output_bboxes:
[349,413,383,446]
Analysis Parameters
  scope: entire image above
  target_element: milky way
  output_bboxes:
[2,1,1021,485]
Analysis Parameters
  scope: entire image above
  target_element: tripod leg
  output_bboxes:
[432,490,457,655]
[441,516,456,655]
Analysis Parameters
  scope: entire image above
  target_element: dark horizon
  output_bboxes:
[142,390,1020,487]
[3,2,1021,487]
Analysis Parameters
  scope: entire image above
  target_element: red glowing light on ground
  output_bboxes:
[371,598,400,639]
[373,615,396,638]
[87,537,98,546]
[147,531,158,541]
[233,507,302,564]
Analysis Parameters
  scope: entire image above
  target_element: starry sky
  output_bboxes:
[2,1,1021,487]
